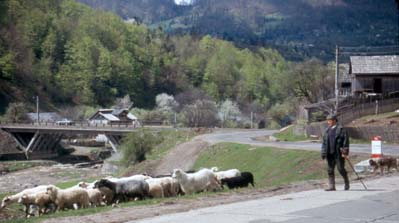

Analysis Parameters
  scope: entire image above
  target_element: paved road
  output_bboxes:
[197,129,399,155]
[130,175,399,223]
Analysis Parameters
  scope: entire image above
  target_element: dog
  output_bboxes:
[369,157,398,175]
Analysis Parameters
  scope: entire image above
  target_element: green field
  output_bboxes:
[193,143,326,187]
[273,126,308,142]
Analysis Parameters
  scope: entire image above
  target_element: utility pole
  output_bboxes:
[250,111,253,129]
[335,45,339,115]
[36,96,40,123]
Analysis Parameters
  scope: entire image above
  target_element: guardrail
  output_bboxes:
[0,120,168,129]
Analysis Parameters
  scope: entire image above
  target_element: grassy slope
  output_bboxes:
[273,125,308,142]
[193,143,326,187]
[193,143,370,188]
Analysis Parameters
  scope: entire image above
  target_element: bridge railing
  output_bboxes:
[0,121,131,128]
[0,120,168,129]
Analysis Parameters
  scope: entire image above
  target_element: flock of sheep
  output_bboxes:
[0,167,254,218]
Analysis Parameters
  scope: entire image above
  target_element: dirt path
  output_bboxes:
[0,164,104,194]
[151,138,210,176]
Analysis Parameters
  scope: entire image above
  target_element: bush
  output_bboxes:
[120,129,162,166]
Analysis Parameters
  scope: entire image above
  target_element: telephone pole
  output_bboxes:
[36,96,40,123]
[335,45,339,114]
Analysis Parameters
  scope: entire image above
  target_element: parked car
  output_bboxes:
[56,119,74,125]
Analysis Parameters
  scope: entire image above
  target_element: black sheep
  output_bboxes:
[94,179,149,203]
[220,171,255,189]
[241,172,255,187]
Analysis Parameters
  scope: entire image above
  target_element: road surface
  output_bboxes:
[197,129,399,155]
[130,175,399,223]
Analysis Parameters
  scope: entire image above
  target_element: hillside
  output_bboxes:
[77,0,399,61]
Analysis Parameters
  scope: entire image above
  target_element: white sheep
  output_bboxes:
[211,167,241,181]
[145,179,164,198]
[86,188,105,207]
[0,185,48,210]
[46,185,90,211]
[172,168,221,195]
[34,191,54,216]
[149,177,180,197]
[82,180,114,205]
[18,193,39,218]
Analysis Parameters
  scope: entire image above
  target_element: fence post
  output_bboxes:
[375,100,379,115]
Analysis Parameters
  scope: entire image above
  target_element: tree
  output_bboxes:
[114,94,134,109]
[181,99,220,127]
[120,129,161,166]
[218,99,241,127]
[156,93,178,113]
[289,59,334,104]
[2,102,29,123]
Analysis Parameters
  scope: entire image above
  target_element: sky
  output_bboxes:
[174,0,194,5]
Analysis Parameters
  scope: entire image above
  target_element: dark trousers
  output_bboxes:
[327,153,348,178]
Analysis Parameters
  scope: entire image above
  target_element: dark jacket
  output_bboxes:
[321,124,350,157]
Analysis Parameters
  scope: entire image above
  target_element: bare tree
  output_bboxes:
[181,99,220,127]
[113,94,133,109]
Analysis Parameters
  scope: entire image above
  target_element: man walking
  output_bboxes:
[321,114,350,191]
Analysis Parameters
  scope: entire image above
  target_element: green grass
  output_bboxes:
[147,129,197,161]
[193,143,326,188]
[273,126,308,142]
[120,129,198,175]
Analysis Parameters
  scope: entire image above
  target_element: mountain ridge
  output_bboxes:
[77,0,399,61]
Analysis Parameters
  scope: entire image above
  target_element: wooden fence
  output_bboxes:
[338,97,399,124]
[305,97,399,141]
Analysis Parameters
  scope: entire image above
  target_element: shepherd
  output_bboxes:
[321,114,350,191]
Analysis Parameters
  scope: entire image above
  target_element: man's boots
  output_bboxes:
[343,175,350,191]
[325,175,336,191]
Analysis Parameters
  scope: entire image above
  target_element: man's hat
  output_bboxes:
[326,114,338,121]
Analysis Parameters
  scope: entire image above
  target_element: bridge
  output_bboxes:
[0,122,144,159]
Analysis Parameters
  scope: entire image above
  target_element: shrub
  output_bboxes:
[120,129,162,166]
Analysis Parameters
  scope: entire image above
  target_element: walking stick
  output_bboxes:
[344,156,368,190]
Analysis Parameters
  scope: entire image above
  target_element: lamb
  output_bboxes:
[86,188,105,207]
[145,177,177,197]
[94,178,149,203]
[220,171,255,189]
[34,192,55,216]
[18,193,40,218]
[211,167,241,181]
[79,180,114,205]
[1,185,48,210]
[98,186,114,205]
[172,168,221,195]
[145,179,164,198]
[46,185,90,211]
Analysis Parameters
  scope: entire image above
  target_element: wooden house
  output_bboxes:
[350,55,399,97]
[88,108,138,125]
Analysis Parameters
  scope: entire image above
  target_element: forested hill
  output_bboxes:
[77,0,399,61]
[0,0,303,116]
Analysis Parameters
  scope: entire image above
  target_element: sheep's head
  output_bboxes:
[94,179,111,189]
[17,194,28,204]
[211,167,219,172]
[78,181,88,188]
[46,185,57,196]
[172,169,183,178]
[0,196,11,209]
